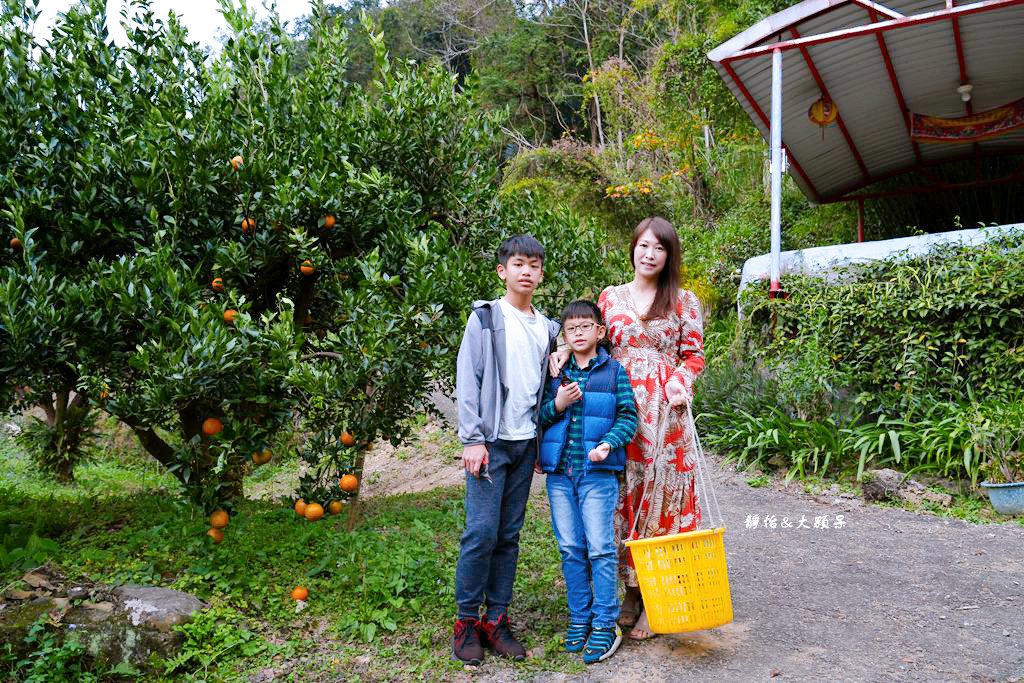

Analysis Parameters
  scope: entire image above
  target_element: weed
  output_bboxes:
[163,604,267,675]
[746,474,771,488]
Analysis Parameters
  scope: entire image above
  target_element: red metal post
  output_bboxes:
[857,198,865,242]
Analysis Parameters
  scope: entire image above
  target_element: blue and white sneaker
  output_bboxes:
[564,622,590,653]
[582,625,622,664]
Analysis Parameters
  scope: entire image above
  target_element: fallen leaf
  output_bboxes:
[22,572,56,590]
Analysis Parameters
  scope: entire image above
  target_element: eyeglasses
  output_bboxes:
[564,322,597,335]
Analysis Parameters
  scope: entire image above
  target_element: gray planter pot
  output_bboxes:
[979,480,1024,515]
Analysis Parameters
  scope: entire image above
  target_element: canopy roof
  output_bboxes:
[707,0,1024,203]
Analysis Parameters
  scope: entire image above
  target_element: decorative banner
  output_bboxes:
[911,97,1024,143]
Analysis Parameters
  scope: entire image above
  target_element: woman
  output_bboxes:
[551,216,705,640]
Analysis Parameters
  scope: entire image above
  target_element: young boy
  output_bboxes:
[453,235,561,665]
[537,300,637,664]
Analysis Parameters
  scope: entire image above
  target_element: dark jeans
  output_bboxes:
[455,438,536,621]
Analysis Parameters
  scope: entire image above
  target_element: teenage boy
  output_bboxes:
[537,300,637,664]
[453,234,561,665]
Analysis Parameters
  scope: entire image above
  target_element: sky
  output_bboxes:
[31,1,316,52]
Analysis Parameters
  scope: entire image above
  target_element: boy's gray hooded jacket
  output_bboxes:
[456,298,560,446]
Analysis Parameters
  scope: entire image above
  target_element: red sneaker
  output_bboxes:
[452,618,483,665]
[481,614,526,660]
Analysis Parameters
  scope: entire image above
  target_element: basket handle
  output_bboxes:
[687,401,724,530]
[626,401,724,540]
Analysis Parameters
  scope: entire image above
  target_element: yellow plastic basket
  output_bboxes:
[624,526,733,633]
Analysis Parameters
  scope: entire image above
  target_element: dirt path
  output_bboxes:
[553,462,1024,683]
[364,421,1024,683]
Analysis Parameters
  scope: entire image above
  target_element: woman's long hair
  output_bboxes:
[630,216,680,320]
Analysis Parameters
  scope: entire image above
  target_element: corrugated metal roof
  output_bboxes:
[708,0,1024,202]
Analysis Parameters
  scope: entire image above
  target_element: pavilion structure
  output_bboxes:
[707,0,1024,293]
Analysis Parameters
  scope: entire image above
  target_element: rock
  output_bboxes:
[862,468,906,502]
[896,488,953,508]
[114,585,205,633]
[921,490,953,508]
[0,585,206,673]
[67,586,90,600]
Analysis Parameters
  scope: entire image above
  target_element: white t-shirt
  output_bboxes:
[497,298,550,440]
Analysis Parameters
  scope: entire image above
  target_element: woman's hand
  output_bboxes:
[665,378,689,407]
[548,349,570,377]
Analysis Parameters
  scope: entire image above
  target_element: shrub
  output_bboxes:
[742,236,1024,414]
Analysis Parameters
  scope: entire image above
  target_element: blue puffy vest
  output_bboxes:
[539,349,628,474]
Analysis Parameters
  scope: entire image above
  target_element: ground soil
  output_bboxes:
[362,413,1024,683]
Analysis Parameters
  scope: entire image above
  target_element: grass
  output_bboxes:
[0,422,585,682]
[4,409,1019,681]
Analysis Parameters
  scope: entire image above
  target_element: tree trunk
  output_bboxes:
[35,382,87,483]
[346,448,369,531]
[580,0,605,149]
[124,407,244,503]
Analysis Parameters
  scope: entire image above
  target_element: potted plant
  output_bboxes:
[977,401,1024,516]
[980,452,1024,515]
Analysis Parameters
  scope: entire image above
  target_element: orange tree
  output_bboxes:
[0,2,617,504]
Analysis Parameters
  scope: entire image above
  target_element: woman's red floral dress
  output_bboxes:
[598,284,706,587]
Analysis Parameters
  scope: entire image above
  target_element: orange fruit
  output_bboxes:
[202,417,223,436]
[230,155,244,171]
[207,528,224,544]
[241,216,254,234]
[209,509,229,529]
[328,500,342,515]
[290,585,308,601]
[211,277,224,292]
[340,474,359,493]
[10,237,22,250]
[206,509,227,532]
[224,309,238,325]
[294,499,307,516]
[304,503,324,521]
[323,215,335,229]
[339,431,356,447]
[300,260,314,276]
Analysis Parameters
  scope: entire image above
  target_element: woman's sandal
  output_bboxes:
[628,609,656,641]
[617,589,642,629]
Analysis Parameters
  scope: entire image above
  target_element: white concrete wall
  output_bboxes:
[737,223,1024,318]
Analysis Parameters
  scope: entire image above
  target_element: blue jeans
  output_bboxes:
[546,469,620,629]
[455,438,536,621]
